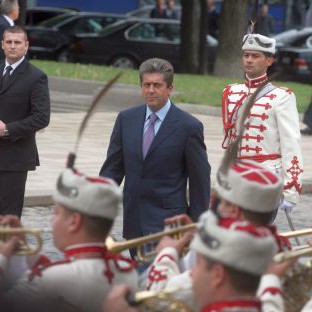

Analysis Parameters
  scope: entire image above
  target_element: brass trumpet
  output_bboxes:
[0,227,43,255]
[274,245,312,263]
[127,287,194,312]
[106,224,196,263]
[280,228,312,239]
[107,225,312,263]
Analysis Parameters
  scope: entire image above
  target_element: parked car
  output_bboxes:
[275,47,312,82]
[269,27,312,76]
[25,6,76,26]
[26,11,127,61]
[126,5,181,19]
[67,18,218,72]
[273,27,312,50]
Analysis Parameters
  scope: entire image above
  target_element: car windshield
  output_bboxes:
[98,19,129,36]
[127,22,180,42]
[38,13,73,27]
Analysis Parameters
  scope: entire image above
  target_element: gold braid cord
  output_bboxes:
[282,259,312,312]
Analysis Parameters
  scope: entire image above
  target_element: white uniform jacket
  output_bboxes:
[1,243,138,312]
[145,248,284,312]
[0,254,7,286]
[222,74,303,204]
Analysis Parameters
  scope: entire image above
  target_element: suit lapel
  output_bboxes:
[145,104,179,158]
[128,105,146,160]
[0,62,5,89]
[0,59,28,94]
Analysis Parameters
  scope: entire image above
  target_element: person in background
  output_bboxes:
[206,0,219,38]
[305,0,312,26]
[0,0,19,59]
[164,0,178,19]
[255,3,275,36]
[150,0,166,18]
[0,26,50,218]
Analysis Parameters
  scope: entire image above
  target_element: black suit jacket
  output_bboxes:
[0,58,50,171]
[0,15,11,60]
[100,103,211,239]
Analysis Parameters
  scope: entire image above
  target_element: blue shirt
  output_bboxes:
[143,100,171,135]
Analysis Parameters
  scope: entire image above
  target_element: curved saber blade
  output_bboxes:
[67,71,123,168]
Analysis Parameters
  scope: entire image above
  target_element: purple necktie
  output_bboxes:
[142,113,158,158]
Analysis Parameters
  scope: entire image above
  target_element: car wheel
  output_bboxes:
[57,49,69,63]
[110,56,137,69]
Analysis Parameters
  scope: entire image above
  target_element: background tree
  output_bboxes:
[180,0,202,73]
[17,0,27,26]
[213,0,249,78]
[198,0,208,74]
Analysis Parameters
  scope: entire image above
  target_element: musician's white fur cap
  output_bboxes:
[215,160,283,213]
[242,34,276,54]
[53,169,122,219]
[191,211,277,275]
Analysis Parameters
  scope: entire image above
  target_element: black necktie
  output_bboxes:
[2,65,13,85]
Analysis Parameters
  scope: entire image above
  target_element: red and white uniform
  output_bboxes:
[222,75,303,204]
[202,298,262,312]
[145,232,286,312]
[2,243,138,311]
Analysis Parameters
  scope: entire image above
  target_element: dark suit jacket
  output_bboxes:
[0,58,50,171]
[100,103,211,239]
[0,15,11,60]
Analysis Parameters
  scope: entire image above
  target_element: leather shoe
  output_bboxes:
[300,127,312,135]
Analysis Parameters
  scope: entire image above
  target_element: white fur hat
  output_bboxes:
[53,169,122,219]
[242,34,276,54]
[191,211,277,275]
[215,160,282,213]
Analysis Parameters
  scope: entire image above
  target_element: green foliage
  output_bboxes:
[33,60,311,113]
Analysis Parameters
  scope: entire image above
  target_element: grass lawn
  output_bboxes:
[32,60,311,113]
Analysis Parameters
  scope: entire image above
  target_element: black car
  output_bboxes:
[272,27,312,81]
[26,12,127,61]
[126,5,181,19]
[276,47,312,82]
[273,27,312,50]
[25,6,76,26]
[67,18,218,72]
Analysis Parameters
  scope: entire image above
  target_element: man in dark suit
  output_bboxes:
[150,0,166,18]
[100,58,211,253]
[0,0,19,60]
[0,25,50,217]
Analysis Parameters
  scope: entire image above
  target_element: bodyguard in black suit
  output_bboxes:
[100,58,211,249]
[0,26,50,217]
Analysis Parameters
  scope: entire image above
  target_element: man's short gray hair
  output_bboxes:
[139,58,174,86]
[0,0,18,15]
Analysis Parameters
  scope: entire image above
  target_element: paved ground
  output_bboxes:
[22,194,312,260]
[24,77,312,205]
[20,76,312,259]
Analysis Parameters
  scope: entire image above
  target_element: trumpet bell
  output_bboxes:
[128,287,194,312]
[0,227,43,255]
